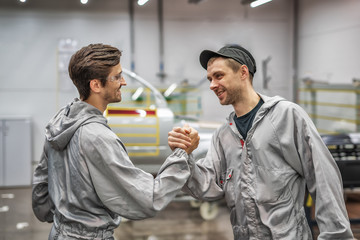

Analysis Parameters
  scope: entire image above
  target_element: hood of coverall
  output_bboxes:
[45,98,108,151]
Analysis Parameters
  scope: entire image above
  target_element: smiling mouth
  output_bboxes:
[216,90,225,97]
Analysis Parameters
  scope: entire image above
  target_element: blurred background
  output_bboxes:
[0,0,360,239]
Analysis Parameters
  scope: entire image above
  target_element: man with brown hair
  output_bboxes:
[32,43,199,240]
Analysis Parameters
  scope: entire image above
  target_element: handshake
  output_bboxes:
[168,124,200,155]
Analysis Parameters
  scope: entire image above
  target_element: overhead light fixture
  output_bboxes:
[188,0,205,4]
[19,0,26,2]
[137,0,149,6]
[80,0,88,4]
[250,0,272,8]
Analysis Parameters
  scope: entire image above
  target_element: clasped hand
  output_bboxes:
[168,124,200,154]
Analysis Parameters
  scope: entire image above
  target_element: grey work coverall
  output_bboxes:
[183,94,354,239]
[32,99,191,240]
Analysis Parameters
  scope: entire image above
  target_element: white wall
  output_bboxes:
[298,0,360,83]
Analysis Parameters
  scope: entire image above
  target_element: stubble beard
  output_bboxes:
[218,87,238,106]
[104,88,122,104]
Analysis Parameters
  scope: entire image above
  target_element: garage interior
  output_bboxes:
[1,0,360,239]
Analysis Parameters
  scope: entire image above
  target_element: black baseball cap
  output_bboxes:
[199,44,257,76]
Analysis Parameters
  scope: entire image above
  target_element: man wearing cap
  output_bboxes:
[168,44,353,239]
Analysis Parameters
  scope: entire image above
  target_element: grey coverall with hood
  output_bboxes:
[183,94,354,239]
[32,99,191,240]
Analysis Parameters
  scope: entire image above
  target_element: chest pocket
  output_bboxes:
[220,168,235,208]
[254,165,287,203]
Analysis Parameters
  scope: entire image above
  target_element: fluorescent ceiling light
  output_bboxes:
[0,206,9,212]
[16,222,29,230]
[250,0,272,8]
[80,0,88,4]
[138,0,149,6]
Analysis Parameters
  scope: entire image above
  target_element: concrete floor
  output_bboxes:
[0,187,233,240]
[1,187,360,240]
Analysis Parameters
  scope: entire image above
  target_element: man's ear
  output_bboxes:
[89,79,102,93]
[240,65,250,79]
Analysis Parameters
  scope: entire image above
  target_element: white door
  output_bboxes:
[3,119,32,186]
[0,120,4,186]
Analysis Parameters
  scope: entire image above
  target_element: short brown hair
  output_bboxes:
[68,43,122,100]
[208,56,253,83]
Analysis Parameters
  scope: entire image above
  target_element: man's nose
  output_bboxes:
[121,77,127,86]
[209,80,217,90]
